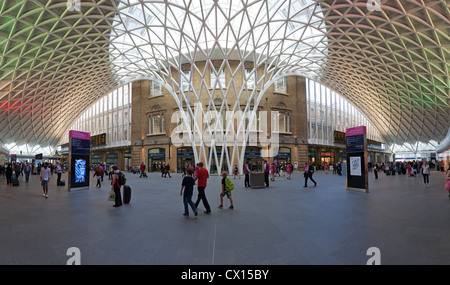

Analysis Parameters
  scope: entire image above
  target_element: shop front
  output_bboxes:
[148,148,166,172]
[105,153,118,165]
[177,147,195,173]
[274,147,291,167]
[91,154,102,165]
[209,146,229,174]
[319,151,335,169]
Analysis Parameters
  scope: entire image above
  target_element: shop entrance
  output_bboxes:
[320,152,334,170]
[209,146,229,174]
[274,147,291,168]
[148,148,165,173]
[177,147,195,173]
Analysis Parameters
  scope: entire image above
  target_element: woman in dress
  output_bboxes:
[270,163,276,181]
[286,163,292,180]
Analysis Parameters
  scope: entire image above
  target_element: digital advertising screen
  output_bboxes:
[75,159,86,183]
[70,154,90,189]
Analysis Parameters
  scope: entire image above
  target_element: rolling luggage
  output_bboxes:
[123,185,132,204]
[11,176,19,186]
[57,180,65,186]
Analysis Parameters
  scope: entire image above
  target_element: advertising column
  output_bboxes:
[68,130,90,191]
[346,126,368,193]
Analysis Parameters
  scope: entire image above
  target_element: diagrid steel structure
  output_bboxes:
[109,0,328,172]
[0,0,448,159]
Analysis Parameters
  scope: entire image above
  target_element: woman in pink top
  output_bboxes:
[324,162,329,175]
[286,163,292,180]
[270,163,276,181]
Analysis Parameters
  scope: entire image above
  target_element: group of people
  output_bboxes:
[180,161,236,217]
[261,161,294,187]
[372,160,444,189]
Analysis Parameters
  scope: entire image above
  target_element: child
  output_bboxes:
[219,171,234,209]
[180,168,198,217]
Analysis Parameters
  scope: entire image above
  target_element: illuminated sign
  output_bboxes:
[90,133,106,147]
[334,131,346,144]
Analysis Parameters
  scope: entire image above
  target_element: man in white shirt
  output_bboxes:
[421,161,431,188]
[56,162,62,184]
[40,162,51,198]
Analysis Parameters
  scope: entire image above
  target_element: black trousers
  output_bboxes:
[244,174,250,187]
[113,183,122,206]
[195,186,211,212]
[304,172,316,186]
[57,172,62,183]
[374,170,378,179]
[264,172,269,187]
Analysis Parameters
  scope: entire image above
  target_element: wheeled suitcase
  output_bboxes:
[57,180,65,186]
[123,185,132,204]
[12,176,19,186]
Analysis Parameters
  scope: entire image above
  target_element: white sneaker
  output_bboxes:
[45,194,48,198]
[42,194,46,197]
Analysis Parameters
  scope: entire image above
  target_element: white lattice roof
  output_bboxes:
[0,0,448,152]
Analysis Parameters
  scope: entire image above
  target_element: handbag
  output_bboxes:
[445,181,450,191]
[107,190,115,201]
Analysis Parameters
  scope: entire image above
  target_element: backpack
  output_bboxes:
[308,165,314,173]
[224,178,235,191]
[118,171,127,185]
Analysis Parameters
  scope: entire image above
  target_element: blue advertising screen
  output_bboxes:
[75,159,86,183]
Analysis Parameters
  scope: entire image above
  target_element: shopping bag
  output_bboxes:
[107,190,115,201]
[445,181,450,191]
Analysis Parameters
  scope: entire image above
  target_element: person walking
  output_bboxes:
[244,161,251,188]
[270,163,276,181]
[421,161,431,188]
[373,163,379,179]
[303,161,317,188]
[164,164,172,178]
[14,162,21,180]
[180,168,198,217]
[139,162,146,178]
[264,160,270,187]
[286,163,292,180]
[233,165,240,179]
[324,162,329,175]
[194,162,211,214]
[111,166,122,207]
[40,162,51,198]
[218,171,234,209]
[5,163,12,185]
[445,167,450,197]
[100,163,105,182]
[24,162,31,182]
[93,165,103,188]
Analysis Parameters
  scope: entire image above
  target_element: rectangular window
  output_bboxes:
[274,77,287,93]
[181,70,191,92]
[151,81,163,97]
[211,67,226,88]
[152,115,162,134]
[245,68,256,90]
